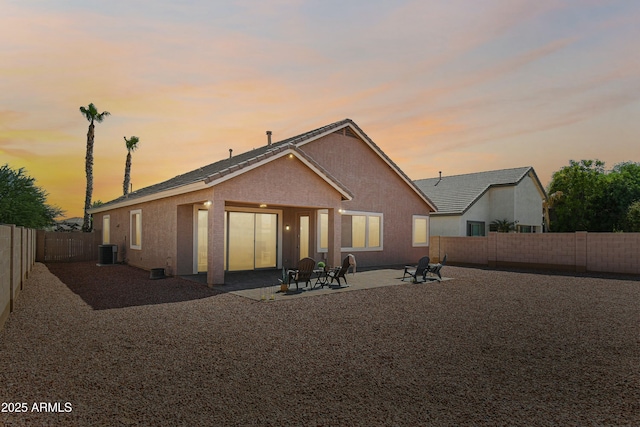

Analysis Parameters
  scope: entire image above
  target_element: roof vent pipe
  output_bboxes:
[229,149,233,158]
[266,130,272,146]
[435,171,442,186]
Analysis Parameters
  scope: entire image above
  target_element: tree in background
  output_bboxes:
[626,201,640,232]
[547,160,640,232]
[543,191,563,232]
[122,135,140,196]
[79,103,110,232]
[0,164,63,228]
[602,162,640,231]
[547,160,606,232]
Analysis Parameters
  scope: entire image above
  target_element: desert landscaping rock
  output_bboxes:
[0,262,638,426]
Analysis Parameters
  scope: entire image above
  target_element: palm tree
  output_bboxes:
[491,218,517,233]
[79,103,110,232]
[123,136,140,196]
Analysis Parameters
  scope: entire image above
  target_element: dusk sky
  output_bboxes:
[2,0,639,218]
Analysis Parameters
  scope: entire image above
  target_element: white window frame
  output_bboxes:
[317,209,383,252]
[130,209,142,250]
[102,215,110,244]
[412,215,429,247]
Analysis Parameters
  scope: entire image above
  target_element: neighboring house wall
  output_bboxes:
[425,171,545,237]
[488,186,515,222]
[514,173,545,229]
[429,215,460,237]
[463,190,494,235]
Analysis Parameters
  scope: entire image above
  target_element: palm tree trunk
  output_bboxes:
[82,123,94,232]
[123,152,132,196]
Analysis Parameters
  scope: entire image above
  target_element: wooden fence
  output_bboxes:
[36,230,100,263]
[1,224,36,331]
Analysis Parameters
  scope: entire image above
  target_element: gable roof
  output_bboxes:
[90,119,436,213]
[413,167,546,215]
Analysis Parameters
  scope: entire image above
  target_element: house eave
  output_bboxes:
[88,181,209,214]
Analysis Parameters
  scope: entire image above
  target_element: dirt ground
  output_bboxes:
[1,262,638,426]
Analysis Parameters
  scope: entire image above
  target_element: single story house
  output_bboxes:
[413,167,547,237]
[89,119,437,285]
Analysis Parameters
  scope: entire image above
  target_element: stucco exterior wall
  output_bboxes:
[300,131,432,266]
[215,154,342,208]
[429,215,461,237]
[94,188,215,273]
[514,173,545,229]
[488,186,515,222]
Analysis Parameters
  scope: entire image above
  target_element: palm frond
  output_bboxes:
[124,136,140,152]
[95,111,111,123]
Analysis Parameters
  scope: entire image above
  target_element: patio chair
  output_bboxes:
[427,254,447,281]
[402,256,430,283]
[288,257,316,290]
[328,255,353,286]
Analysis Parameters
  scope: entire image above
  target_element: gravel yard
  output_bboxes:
[0,262,638,426]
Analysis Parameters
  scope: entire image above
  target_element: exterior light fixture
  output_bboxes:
[288,154,294,159]
[285,224,290,231]
[204,201,212,207]
[259,204,267,208]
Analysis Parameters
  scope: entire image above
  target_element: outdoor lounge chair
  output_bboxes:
[427,254,447,281]
[328,255,353,286]
[288,257,316,290]
[402,256,430,283]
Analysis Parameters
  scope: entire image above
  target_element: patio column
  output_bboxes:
[207,197,225,286]
[327,207,342,269]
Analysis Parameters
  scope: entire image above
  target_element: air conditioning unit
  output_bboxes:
[98,244,118,265]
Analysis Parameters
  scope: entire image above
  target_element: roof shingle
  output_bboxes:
[414,167,540,214]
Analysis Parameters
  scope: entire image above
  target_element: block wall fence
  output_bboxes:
[430,232,640,275]
[0,224,36,331]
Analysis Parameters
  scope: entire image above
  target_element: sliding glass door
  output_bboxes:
[227,211,277,271]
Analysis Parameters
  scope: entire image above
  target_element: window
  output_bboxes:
[517,225,534,233]
[412,215,429,246]
[467,221,485,237]
[102,215,110,244]
[130,209,142,249]
[318,209,383,252]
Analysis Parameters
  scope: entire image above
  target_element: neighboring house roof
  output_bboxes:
[414,166,546,215]
[90,118,436,213]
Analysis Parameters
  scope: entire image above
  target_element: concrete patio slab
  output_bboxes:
[228,269,450,301]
